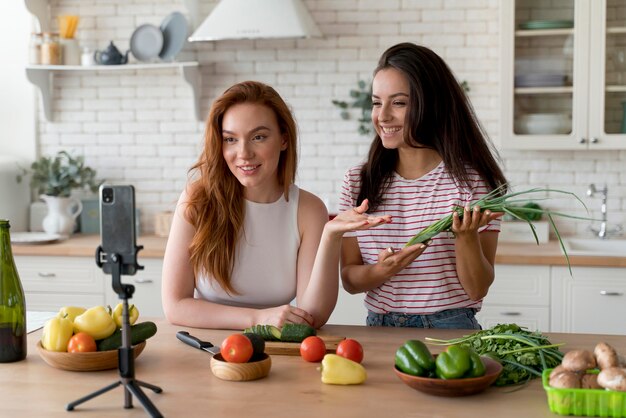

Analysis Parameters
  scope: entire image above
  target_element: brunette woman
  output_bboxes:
[339,43,508,329]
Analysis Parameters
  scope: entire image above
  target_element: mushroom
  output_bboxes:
[549,370,581,389]
[581,373,602,389]
[561,350,596,373]
[597,367,626,392]
[594,342,619,370]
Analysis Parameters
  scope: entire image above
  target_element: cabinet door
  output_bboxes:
[27,293,105,312]
[105,258,164,318]
[476,306,550,331]
[15,255,103,294]
[551,266,626,334]
[485,264,551,306]
[589,0,626,148]
[500,0,590,149]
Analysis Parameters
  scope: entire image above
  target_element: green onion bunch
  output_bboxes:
[404,186,591,273]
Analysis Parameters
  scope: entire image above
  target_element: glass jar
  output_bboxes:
[29,32,43,65]
[40,32,61,65]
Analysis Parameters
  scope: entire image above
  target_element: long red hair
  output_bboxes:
[185,81,298,294]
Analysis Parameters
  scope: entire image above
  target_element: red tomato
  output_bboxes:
[299,336,326,362]
[221,334,253,363]
[336,338,364,363]
[67,332,97,353]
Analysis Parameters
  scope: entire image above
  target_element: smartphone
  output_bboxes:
[100,185,139,275]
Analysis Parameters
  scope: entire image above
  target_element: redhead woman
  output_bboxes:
[162,81,389,330]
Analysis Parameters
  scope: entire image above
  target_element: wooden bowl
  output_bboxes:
[394,356,503,397]
[37,341,146,372]
[210,353,271,381]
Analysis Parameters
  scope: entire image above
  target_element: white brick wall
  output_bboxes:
[36,0,625,236]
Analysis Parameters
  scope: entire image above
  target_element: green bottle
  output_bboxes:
[0,220,27,362]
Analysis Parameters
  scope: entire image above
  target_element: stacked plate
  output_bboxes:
[130,12,188,62]
[515,73,568,87]
[518,20,574,30]
[515,113,571,135]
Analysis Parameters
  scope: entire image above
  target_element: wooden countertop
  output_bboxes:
[11,234,626,267]
[3,320,625,417]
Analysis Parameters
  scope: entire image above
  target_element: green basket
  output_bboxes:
[543,369,626,417]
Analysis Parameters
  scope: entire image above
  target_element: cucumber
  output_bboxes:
[96,321,157,351]
[243,324,281,341]
[280,323,316,343]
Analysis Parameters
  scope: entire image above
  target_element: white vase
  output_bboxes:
[40,195,83,236]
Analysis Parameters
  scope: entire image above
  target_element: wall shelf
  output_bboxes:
[25,62,202,121]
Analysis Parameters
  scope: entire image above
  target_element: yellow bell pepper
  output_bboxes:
[73,306,117,340]
[41,316,73,352]
[320,354,367,385]
[58,306,86,323]
[111,303,139,328]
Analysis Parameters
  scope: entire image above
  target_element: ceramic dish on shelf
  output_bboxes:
[130,23,164,62]
[518,20,574,30]
[514,113,571,135]
[10,232,64,245]
[515,73,568,87]
[159,11,188,61]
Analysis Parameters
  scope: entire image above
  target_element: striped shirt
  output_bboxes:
[338,161,500,315]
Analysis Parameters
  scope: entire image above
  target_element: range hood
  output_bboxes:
[188,0,322,42]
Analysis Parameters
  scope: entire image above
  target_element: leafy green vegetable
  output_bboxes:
[425,323,564,386]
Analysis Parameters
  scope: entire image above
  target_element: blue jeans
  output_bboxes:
[366,308,481,329]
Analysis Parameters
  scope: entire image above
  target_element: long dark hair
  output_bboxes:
[358,43,507,211]
[186,81,298,294]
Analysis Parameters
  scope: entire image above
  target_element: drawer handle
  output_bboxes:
[37,272,56,278]
[600,291,623,296]
[499,312,521,316]
[134,278,153,284]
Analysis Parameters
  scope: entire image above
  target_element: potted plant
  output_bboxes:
[17,151,104,236]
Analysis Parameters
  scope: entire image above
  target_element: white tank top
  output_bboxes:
[194,185,300,308]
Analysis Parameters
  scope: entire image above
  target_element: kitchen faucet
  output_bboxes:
[587,183,622,239]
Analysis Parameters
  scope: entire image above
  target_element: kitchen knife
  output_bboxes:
[176,331,220,355]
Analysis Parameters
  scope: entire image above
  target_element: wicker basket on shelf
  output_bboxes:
[154,211,174,238]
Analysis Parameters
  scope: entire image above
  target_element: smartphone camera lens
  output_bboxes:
[102,187,114,204]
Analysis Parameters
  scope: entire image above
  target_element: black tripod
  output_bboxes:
[66,246,163,417]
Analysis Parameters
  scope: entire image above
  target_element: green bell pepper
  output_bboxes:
[435,344,471,379]
[395,340,435,377]
[465,350,486,378]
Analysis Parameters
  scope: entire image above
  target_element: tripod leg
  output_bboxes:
[124,381,163,418]
[66,380,122,411]
[135,379,163,393]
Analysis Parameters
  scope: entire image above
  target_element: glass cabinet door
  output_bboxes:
[511,1,578,145]
[597,0,626,146]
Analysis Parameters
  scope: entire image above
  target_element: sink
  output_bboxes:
[563,238,626,256]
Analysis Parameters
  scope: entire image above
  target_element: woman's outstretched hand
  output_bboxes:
[326,199,391,235]
[372,241,430,280]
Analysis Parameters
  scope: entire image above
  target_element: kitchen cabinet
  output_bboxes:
[23,0,202,122]
[477,264,551,331]
[551,265,626,335]
[14,254,165,317]
[500,0,626,149]
[15,255,105,311]
[104,258,165,318]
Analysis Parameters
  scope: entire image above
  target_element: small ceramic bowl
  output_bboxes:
[210,353,271,381]
[37,340,146,372]
[394,356,503,397]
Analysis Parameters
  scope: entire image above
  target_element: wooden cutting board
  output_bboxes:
[264,334,345,356]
